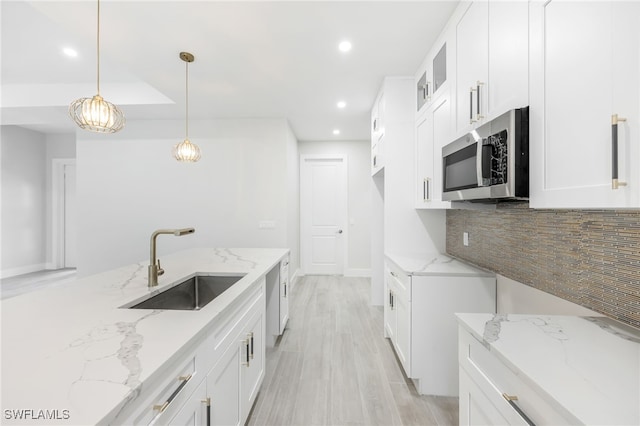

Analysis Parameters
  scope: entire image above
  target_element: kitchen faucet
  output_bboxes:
[149,228,195,287]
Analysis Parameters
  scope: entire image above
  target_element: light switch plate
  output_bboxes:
[259,220,276,229]
[463,232,469,246]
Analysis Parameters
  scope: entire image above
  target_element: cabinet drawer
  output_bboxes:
[386,261,410,300]
[459,328,574,425]
[127,350,200,426]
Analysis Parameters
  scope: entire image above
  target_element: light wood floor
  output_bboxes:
[247,275,459,426]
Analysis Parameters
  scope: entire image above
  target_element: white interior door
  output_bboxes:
[63,164,77,268]
[300,156,347,275]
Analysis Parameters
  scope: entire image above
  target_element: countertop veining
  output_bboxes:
[0,248,288,425]
[457,313,640,425]
[385,252,494,277]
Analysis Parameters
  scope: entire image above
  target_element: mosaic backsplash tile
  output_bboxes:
[446,203,640,328]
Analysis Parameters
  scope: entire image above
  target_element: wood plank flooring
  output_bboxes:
[247,275,459,426]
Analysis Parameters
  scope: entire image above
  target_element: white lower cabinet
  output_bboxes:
[279,257,290,334]
[458,326,573,425]
[207,337,242,426]
[169,380,208,426]
[383,260,495,396]
[118,267,274,426]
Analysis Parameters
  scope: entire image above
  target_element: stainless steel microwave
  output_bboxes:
[442,107,529,202]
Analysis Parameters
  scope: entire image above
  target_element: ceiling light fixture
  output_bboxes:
[172,52,201,162]
[333,129,341,135]
[69,0,125,133]
[337,101,346,109]
[62,47,78,58]
[338,41,352,52]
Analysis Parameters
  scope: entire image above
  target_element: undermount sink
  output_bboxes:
[129,274,246,311]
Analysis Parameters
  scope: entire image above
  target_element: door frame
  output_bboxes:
[299,154,348,275]
[51,158,76,269]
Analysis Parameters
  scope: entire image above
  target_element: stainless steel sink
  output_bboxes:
[129,274,245,311]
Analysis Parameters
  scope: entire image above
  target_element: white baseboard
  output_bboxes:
[344,268,371,277]
[0,263,47,279]
[289,268,301,292]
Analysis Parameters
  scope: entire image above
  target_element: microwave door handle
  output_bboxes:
[476,141,484,187]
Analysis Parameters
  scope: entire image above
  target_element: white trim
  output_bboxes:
[51,159,75,269]
[0,263,47,279]
[344,268,371,278]
[299,154,349,275]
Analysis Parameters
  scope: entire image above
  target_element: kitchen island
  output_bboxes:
[457,313,640,425]
[1,248,289,425]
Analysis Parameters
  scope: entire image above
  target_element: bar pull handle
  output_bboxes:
[248,332,254,359]
[612,114,627,189]
[283,282,287,298]
[502,394,536,426]
[201,397,211,426]
[469,88,475,123]
[476,81,484,121]
[241,339,250,366]
[152,374,192,412]
[390,291,395,310]
[423,178,431,201]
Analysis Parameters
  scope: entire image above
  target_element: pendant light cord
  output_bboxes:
[185,59,189,140]
[96,0,101,95]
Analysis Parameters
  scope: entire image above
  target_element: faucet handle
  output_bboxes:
[157,259,165,276]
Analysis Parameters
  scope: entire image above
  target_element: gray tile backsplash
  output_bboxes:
[446,203,640,328]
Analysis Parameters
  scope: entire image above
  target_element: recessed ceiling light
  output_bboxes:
[338,41,352,52]
[333,129,340,135]
[62,47,78,58]
[337,101,347,109]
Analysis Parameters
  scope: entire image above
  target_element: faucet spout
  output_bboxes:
[149,228,195,287]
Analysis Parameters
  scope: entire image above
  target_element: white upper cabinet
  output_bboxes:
[529,1,640,208]
[415,92,452,209]
[455,1,528,134]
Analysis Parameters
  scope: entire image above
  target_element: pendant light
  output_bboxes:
[173,52,201,162]
[69,0,125,133]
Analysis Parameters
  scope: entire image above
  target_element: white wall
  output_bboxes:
[76,118,299,277]
[298,140,372,276]
[0,126,47,277]
[285,124,300,285]
[44,133,76,268]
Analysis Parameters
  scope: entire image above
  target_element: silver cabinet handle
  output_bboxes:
[476,81,484,121]
[423,178,431,201]
[248,332,254,359]
[469,88,474,123]
[612,114,628,189]
[390,271,397,277]
[502,394,536,426]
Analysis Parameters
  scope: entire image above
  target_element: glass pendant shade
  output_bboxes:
[173,138,201,162]
[69,0,125,133]
[69,94,125,133]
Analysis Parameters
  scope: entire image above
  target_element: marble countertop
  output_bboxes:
[457,313,640,425]
[0,248,288,425]
[385,252,494,277]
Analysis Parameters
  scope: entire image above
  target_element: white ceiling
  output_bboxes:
[1,1,458,141]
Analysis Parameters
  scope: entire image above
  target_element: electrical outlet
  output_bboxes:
[463,232,469,246]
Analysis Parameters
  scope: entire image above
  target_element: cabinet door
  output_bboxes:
[394,291,411,377]
[487,0,528,116]
[168,380,207,426]
[207,340,241,426]
[241,310,265,421]
[431,93,452,206]
[530,1,640,208]
[279,275,289,334]
[456,1,489,132]
[459,369,513,426]
[383,270,396,340]
[415,111,434,206]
